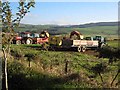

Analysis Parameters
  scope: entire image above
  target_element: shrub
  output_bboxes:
[10,48,24,60]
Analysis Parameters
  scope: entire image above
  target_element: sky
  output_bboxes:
[9,0,120,2]
[10,2,119,25]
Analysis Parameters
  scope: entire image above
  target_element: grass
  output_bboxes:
[15,25,118,39]
[7,44,119,89]
[107,40,119,48]
[56,26,117,35]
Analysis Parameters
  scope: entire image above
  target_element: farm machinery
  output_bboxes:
[12,30,106,52]
[12,31,49,45]
[49,31,106,52]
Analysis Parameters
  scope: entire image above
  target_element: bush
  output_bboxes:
[98,46,120,63]
[10,48,24,60]
[8,61,24,75]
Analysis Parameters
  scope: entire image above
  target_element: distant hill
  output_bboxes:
[13,22,118,38]
[69,22,118,28]
[19,21,118,29]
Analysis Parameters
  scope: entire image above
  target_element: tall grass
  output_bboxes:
[7,44,119,89]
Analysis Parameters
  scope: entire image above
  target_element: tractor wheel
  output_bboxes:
[58,40,62,46]
[100,43,106,48]
[16,40,21,45]
[77,46,81,52]
[26,38,32,45]
[81,46,86,52]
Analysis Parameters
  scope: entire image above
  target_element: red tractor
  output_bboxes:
[32,31,49,44]
[12,31,49,45]
[13,32,32,45]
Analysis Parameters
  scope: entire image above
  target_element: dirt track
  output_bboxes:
[26,45,100,57]
[82,50,99,57]
[48,47,100,57]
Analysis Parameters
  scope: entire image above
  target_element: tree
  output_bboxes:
[1,1,35,90]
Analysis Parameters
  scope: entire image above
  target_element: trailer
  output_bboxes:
[61,31,106,52]
[62,39,99,52]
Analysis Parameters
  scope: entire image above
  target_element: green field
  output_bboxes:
[58,26,117,35]
[15,24,118,39]
[107,40,119,48]
[6,43,119,89]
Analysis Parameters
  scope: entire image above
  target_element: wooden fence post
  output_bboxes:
[65,59,69,74]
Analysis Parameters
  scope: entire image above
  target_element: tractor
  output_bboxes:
[12,31,49,45]
[12,32,33,45]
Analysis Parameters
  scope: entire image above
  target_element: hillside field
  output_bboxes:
[14,23,118,39]
[6,40,120,89]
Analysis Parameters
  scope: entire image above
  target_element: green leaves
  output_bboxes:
[2,1,35,47]
[2,2,12,32]
[13,0,35,25]
[2,1,35,32]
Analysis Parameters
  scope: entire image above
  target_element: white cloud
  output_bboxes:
[25,13,39,17]
[21,13,40,24]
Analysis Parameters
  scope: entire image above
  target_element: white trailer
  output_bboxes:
[62,38,99,52]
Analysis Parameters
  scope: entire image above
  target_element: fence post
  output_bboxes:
[64,59,69,74]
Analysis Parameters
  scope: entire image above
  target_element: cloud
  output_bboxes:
[46,20,72,25]
[25,13,40,17]
[21,13,41,24]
